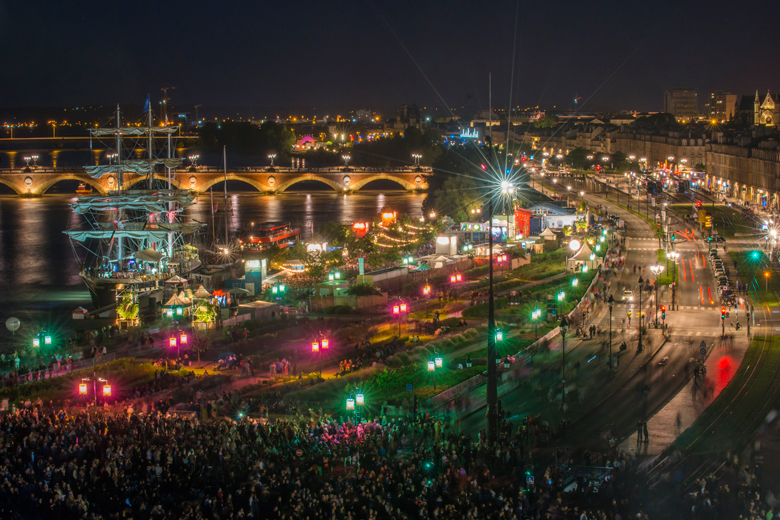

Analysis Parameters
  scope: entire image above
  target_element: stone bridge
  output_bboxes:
[0,166,431,196]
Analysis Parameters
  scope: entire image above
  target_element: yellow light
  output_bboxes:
[169,337,177,348]
[321,339,329,349]
[103,385,111,396]
[312,341,320,352]
[79,383,88,395]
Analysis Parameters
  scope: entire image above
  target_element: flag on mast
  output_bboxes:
[143,95,150,113]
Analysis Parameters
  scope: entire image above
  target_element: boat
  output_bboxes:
[238,221,300,252]
[75,183,93,195]
[64,104,206,309]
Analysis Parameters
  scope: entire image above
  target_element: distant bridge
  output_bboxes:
[0,166,431,196]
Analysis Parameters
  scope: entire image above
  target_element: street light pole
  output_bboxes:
[486,197,498,445]
[637,276,644,352]
[560,317,569,409]
[607,295,614,370]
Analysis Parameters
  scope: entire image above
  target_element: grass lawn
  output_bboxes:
[674,336,780,454]
[655,249,680,286]
[729,250,780,306]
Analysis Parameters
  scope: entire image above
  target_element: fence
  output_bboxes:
[223,314,251,327]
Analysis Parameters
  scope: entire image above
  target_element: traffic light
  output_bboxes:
[671,235,675,243]
[660,306,666,320]
[721,307,726,319]
[696,200,702,209]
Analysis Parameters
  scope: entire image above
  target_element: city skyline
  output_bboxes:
[2,0,778,113]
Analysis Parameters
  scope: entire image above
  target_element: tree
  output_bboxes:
[694,163,706,172]
[565,147,593,170]
[433,174,483,223]
[534,114,558,128]
[346,282,381,297]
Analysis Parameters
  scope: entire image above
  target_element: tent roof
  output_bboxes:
[164,294,189,307]
[164,275,187,284]
[569,243,595,261]
[193,286,211,299]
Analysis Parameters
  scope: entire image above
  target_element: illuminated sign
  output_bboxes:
[460,128,480,139]
[246,260,260,268]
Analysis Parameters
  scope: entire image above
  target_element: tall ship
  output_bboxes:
[64,104,206,309]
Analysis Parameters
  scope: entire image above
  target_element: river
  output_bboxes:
[0,188,427,346]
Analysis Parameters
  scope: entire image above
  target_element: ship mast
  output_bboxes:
[147,99,154,190]
[116,105,123,265]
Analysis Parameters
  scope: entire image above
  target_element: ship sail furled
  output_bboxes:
[85,159,184,179]
[70,192,197,214]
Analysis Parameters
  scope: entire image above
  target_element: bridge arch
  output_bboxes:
[275,174,345,193]
[0,179,25,195]
[121,174,182,191]
[349,173,422,192]
[35,175,109,196]
[196,174,267,193]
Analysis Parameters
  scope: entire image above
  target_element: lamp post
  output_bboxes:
[428,354,443,391]
[486,197,498,445]
[637,276,644,352]
[649,265,664,327]
[392,302,408,337]
[79,376,109,407]
[667,251,679,310]
[557,290,565,318]
[268,153,276,168]
[412,153,422,170]
[607,295,614,370]
[560,316,569,409]
[342,154,351,170]
[188,154,200,171]
[312,337,329,378]
[532,308,541,339]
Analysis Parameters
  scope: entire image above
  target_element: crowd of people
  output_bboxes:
[0,399,664,520]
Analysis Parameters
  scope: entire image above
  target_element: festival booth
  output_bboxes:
[566,242,602,272]
[163,293,191,318]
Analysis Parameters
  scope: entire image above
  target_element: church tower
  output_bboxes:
[754,90,760,125]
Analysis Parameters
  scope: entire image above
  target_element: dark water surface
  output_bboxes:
[0,189,426,346]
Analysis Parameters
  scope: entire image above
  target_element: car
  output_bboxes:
[622,289,634,301]
[717,277,729,285]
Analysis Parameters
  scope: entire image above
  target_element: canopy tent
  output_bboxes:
[163,294,189,307]
[164,275,187,284]
[134,248,164,263]
[193,286,212,299]
[566,242,603,272]
[177,291,192,304]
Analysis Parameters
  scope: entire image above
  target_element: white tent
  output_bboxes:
[193,285,211,299]
[566,242,603,272]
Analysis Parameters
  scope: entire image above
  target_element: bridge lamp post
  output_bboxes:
[188,155,200,171]
[412,153,422,170]
[342,154,351,171]
[23,156,32,170]
[268,154,276,168]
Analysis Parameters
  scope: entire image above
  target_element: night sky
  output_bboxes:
[1,0,778,114]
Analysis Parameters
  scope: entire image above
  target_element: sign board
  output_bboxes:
[698,210,707,223]
[406,384,413,392]
[526,476,534,485]
[704,216,712,229]
[296,449,303,457]
[699,340,707,358]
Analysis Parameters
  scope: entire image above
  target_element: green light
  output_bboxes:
[572,278,578,287]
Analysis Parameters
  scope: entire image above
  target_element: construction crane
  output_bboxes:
[160,85,178,122]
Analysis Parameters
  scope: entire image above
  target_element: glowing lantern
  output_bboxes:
[45,335,52,345]
[400,303,407,312]
[435,357,443,368]
[180,333,188,345]
[356,393,364,406]
[321,339,329,349]
[33,338,40,347]
[496,331,504,341]
[393,305,400,314]
[456,274,462,282]
[312,341,320,352]
[427,360,435,371]
[103,385,111,396]
[169,337,177,348]
[79,383,88,395]
[346,398,355,411]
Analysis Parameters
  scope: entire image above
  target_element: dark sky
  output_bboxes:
[1,0,778,115]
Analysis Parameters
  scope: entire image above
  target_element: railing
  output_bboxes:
[0,166,433,175]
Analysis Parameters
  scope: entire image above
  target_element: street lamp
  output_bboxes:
[637,276,644,352]
[607,295,614,370]
[560,316,569,409]
[667,251,679,310]
[412,153,422,169]
[342,154,351,169]
[188,154,200,171]
[765,271,771,293]
[268,153,276,167]
[532,308,541,339]
[312,336,329,378]
[392,302,408,336]
[649,265,664,327]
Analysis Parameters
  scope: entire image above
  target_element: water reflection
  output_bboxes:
[0,190,426,342]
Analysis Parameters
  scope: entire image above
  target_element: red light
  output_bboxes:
[481,164,486,170]
[660,306,665,312]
